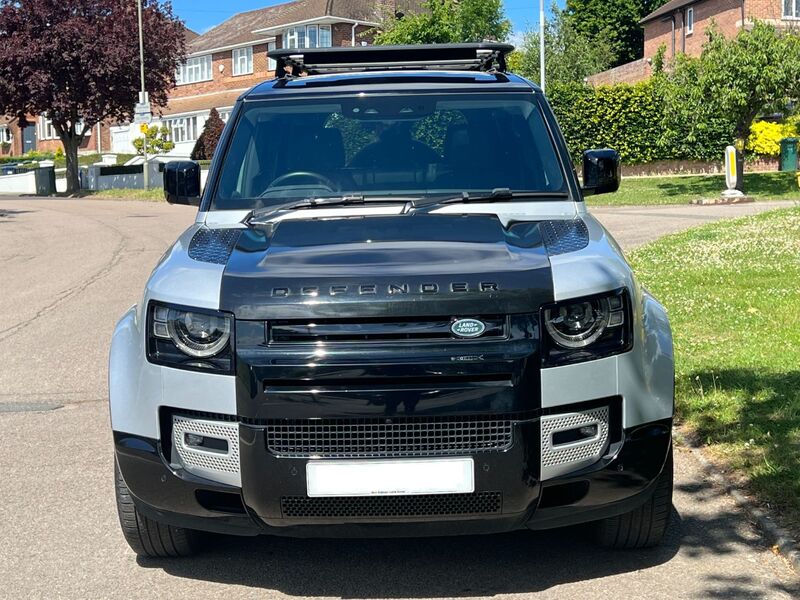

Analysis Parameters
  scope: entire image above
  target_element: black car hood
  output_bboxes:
[219,213,554,319]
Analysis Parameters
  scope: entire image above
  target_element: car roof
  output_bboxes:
[241,43,538,99]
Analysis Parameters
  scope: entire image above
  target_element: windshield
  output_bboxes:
[212,92,567,210]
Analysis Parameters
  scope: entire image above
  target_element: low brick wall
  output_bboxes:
[586,59,653,87]
[620,158,779,177]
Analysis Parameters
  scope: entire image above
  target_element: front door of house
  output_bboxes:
[22,125,36,153]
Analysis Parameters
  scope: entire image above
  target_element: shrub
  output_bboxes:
[191,108,225,161]
[133,125,175,156]
[746,120,798,156]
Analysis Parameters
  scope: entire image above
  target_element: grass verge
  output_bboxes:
[629,207,800,533]
[79,188,165,201]
[590,172,800,206]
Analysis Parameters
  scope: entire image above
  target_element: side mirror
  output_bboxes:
[164,161,201,206]
[582,149,621,196]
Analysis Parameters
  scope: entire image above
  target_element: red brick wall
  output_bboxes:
[747,0,790,21]
[586,58,653,86]
[332,23,374,47]
[644,0,745,59]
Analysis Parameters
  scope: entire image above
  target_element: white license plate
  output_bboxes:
[306,457,475,497]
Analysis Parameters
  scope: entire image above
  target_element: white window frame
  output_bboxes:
[176,55,212,85]
[268,41,277,71]
[686,7,694,35]
[165,115,199,144]
[285,24,333,49]
[232,46,253,76]
[218,109,232,123]
[39,116,57,140]
[0,125,11,144]
[785,0,800,19]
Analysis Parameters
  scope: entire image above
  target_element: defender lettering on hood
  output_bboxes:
[270,281,500,298]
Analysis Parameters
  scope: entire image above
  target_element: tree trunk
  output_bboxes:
[62,135,81,195]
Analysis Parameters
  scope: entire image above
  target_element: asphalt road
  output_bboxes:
[0,197,797,599]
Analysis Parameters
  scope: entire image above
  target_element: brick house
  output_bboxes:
[0,114,113,158]
[587,0,800,86]
[110,0,423,156]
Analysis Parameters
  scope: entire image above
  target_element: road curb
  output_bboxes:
[674,429,799,573]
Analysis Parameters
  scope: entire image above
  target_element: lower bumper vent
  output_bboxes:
[281,492,502,519]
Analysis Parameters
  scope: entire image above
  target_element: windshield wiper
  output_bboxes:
[247,195,413,223]
[433,188,571,206]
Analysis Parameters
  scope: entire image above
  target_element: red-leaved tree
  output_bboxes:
[0,0,186,193]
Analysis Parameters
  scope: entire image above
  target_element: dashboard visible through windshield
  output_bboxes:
[212,92,567,210]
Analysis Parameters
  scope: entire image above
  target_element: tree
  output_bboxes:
[191,108,225,161]
[133,125,174,156]
[511,5,614,86]
[0,0,186,194]
[565,0,666,66]
[660,22,800,154]
[373,0,511,45]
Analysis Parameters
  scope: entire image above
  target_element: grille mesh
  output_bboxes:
[281,492,502,519]
[172,415,240,486]
[541,406,609,479]
[541,219,590,256]
[188,228,240,265]
[265,416,514,458]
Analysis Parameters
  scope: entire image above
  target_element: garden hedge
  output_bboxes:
[547,79,736,165]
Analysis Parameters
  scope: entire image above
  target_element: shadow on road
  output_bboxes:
[0,208,34,222]
[136,487,799,598]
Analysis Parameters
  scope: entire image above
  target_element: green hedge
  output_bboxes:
[547,80,734,164]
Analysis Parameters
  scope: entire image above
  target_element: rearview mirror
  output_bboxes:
[164,161,201,206]
[582,149,620,196]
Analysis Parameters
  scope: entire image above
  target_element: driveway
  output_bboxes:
[0,197,797,599]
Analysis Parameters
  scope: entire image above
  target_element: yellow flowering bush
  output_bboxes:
[747,120,798,156]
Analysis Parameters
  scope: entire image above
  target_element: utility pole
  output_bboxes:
[137,0,150,190]
[539,0,546,93]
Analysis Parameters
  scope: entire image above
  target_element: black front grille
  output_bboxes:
[268,316,507,344]
[265,415,514,458]
[281,492,502,519]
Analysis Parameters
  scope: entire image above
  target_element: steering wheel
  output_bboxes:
[267,171,338,192]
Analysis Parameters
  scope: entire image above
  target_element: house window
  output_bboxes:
[39,116,57,140]
[232,46,253,76]
[286,24,332,49]
[176,55,212,85]
[268,41,277,71]
[785,0,800,19]
[686,7,694,34]
[320,25,332,47]
[166,116,199,143]
[0,126,11,144]
[218,109,232,123]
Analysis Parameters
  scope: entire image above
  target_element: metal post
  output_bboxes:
[137,0,149,190]
[539,0,546,93]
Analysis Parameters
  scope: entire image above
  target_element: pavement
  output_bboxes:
[0,197,797,599]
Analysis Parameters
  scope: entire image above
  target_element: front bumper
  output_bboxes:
[114,412,672,538]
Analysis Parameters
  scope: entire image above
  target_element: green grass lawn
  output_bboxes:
[629,207,800,532]
[591,172,800,206]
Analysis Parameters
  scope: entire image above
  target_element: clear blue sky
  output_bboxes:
[173,0,564,37]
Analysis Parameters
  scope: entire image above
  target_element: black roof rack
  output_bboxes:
[269,43,514,78]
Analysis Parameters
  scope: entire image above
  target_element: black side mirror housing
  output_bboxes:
[582,149,621,196]
[164,161,202,206]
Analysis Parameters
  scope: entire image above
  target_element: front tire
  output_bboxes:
[115,459,202,557]
[596,447,673,549]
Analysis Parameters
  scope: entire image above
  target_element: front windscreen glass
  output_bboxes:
[212,92,567,210]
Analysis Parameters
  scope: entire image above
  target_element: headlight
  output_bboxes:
[541,290,631,366]
[148,302,234,372]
